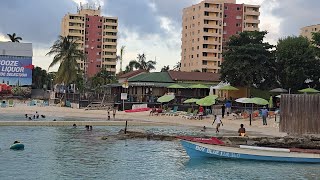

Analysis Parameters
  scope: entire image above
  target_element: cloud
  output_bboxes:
[272,0,320,38]
[0,0,77,45]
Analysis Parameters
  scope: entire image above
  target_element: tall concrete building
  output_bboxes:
[300,24,320,40]
[61,4,118,77]
[180,0,260,73]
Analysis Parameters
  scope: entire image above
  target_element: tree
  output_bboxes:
[90,69,116,92]
[32,67,48,89]
[275,36,320,91]
[220,31,275,88]
[160,65,170,72]
[116,46,125,72]
[7,33,22,42]
[125,53,156,72]
[46,36,85,85]
[173,62,181,71]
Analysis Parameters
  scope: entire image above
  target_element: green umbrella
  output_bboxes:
[183,98,199,103]
[157,94,175,103]
[218,85,239,91]
[196,95,218,106]
[298,88,320,93]
[243,97,269,105]
[189,84,209,89]
[167,84,185,89]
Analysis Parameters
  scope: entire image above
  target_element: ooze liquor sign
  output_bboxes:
[0,56,33,85]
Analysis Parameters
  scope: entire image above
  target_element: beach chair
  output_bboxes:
[1,100,7,108]
[167,106,178,116]
[8,99,14,107]
[161,107,171,116]
[180,108,192,118]
[186,109,198,119]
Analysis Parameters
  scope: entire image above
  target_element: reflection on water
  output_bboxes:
[0,126,319,180]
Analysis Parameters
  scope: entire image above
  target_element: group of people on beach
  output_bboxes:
[25,111,45,120]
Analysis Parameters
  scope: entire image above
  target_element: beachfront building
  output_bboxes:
[0,42,33,96]
[180,0,260,73]
[300,24,320,40]
[61,3,118,77]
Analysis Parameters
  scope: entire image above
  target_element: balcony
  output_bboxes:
[103,41,117,46]
[103,28,117,33]
[245,10,260,16]
[245,19,260,24]
[103,22,118,26]
[102,54,116,59]
[204,15,221,21]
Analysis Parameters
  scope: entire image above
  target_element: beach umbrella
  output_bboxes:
[196,95,218,106]
[218,85,239,91]
[298,88,320,93]
[183,98,199,103]
[167,84,185,89]
[269,88,288,93]
[243,97,269,105]
[157,94,175,103]
[189,84,209,89]
[235,98,249,103]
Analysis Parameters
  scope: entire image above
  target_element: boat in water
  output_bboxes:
[178,136,320,163]
[10,142,24,150]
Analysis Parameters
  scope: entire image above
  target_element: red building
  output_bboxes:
[61,4,118,77]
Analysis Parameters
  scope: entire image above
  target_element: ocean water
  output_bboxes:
[0,126,320,180]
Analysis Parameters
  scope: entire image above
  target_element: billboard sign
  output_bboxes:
[0,56,33,86]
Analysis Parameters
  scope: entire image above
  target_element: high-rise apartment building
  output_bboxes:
[180,0,260,73]
[300,24,320,40]
[61,4,118,77]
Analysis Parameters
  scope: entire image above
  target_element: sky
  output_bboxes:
[0,0,319,72]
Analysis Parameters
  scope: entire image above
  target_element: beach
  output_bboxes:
[0,105,286,137]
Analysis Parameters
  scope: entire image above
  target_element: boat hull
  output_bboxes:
[10,143,24,150]
[181,140,320,163]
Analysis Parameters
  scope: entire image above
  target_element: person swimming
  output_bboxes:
[41,115,46,118]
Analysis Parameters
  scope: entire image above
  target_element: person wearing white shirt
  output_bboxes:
[212,115,223,133]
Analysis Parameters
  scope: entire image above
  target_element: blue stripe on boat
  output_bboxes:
[181,140,320,163]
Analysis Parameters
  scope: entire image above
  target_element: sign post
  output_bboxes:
[121,93,127,111]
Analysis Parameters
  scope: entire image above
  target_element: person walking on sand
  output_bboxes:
[107,110,110,120]
[221,104,225,118]
[261,106,268,125]
[212,115,223,133]
[113,108,116,119]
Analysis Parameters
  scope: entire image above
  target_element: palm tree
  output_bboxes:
[116,46,125,72]
[125,53,156,72]
[161,65,170,72]
[7,33,22,42]
[173,62,181,71]
[46,36,85,103]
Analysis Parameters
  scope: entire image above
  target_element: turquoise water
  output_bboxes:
[1,126,320,180]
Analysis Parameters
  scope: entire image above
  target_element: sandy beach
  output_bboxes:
[0,105,287,137]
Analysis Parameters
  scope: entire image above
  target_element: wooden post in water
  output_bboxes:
[124,121,128,134]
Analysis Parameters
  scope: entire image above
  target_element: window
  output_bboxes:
[197,46,199,49]
[202,60,207,65]
[197,54,199,57]
[191,55,193,58]
[203,44,208,48]
[237,7,241,11]
[97,45,101,48]
[204,20,209,24]
[236,23,241,27]
[224,14,227,18]
[99,19,102,22]
[86,18,89,21]
[224,6,228,10]
[98,25,102,28]
[97,39,101,41]
[203,52,207,56]
[197,38,200,41]
[86,24,90,28]
[192,47,194,51]
[185,26,187,29]
[205,3,209,8]
[193,16,195,19]
[85,38,88,41]
[204,12,209,16]
[85,51,88,54]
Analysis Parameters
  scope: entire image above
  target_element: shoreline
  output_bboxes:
[0,105,287,137]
